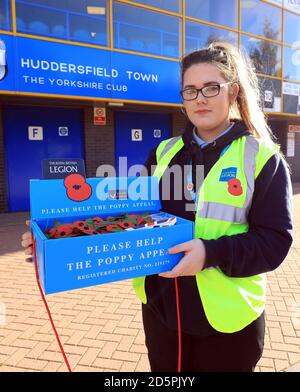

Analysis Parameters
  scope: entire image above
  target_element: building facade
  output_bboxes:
[0,0,299,212]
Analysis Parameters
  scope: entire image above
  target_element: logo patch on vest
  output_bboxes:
[219,167,237,182]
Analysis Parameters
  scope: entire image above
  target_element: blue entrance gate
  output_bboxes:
[115,111,171,176]
[4,105,84,211]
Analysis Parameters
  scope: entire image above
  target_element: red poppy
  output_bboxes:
[44,212,161,239]
[56,224,74,238]
[228,178,243,196]
[118,221,135,229]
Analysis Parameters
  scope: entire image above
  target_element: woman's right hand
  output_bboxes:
[21,220,33,256]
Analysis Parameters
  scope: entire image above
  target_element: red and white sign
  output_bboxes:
[94,107,106,125]
[288,125,300,132]
[287,132,295,157]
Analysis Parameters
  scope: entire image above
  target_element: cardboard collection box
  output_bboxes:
[30,176,194,294]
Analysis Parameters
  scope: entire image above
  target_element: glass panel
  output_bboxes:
[284,46,300,81]
[0,0,12,31]
[284,11,300,45]
[16,0,108,45]
[283,82,300,114]
[241,0,282,41]
[185,20,237,55]
[284,0,300,14]
[128,0,181,13]
[113,2,180,58]
[185,0,237,28]
[257,76,281,112]
[241,34,282,77]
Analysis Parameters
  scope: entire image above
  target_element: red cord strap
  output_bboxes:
[32,237,182,373]
[174,277,182,373]
[32,238,72,372]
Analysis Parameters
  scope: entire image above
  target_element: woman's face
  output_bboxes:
[182,62,236,133]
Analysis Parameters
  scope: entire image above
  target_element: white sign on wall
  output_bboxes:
[287,132,296,157]
[131,129,142,141]
[28,126,43,141]
[264,90,273,102]
[283,82,299,96]
[58,126,68,136]
[153,129,161,138]
[284,0,300,13]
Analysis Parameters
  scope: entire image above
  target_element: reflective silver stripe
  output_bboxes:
[199,202,248,223]
[198,135,259,223]
[158,136,182,161]
[243,135,259,211]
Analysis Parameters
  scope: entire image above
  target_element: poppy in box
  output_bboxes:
[118,221,135,229]
[56,224,74,238]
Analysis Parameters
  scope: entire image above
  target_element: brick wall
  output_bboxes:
[83,106,187,179]
[83,106,115,178]
[0,103,187,212]
[270,116,300,182]
[172,110,188,136]
[286,119,300,182]
[0,105,8,213]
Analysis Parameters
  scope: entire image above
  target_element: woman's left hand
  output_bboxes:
[158,239,206,278]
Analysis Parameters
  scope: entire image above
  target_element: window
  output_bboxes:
[283,82,300,114]
[185,20,237,55]
[127,0,181,13]
[185,0,238,28]
[241,0,282,41]
[284,10,300,46]
[241,35,282,77]
[257,76,281,112]
[16,0,108,46]
[0,0,11,31]
[284,46,300,82]
[113,2,180,58]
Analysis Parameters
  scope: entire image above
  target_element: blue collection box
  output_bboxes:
[30,176,194,294]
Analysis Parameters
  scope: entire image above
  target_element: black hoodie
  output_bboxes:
[142,119,293,336]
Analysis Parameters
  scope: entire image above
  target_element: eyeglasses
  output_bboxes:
[180,82,231,101]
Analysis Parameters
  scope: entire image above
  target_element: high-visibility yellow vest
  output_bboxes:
[132,134,280,333]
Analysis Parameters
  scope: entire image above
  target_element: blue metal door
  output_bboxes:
[115,111,171,175]
[4,105,84,211]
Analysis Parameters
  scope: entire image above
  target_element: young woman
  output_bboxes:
[22,41,293,372]
[132,41,293,372]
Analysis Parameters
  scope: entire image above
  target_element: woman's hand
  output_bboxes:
[159,239,206,278]
[21,220,33,256]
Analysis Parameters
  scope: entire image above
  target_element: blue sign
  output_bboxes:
[0,34,181,104]
[30,176,161,220]
[42,159,86,180]
[219,167,237,182]
[30,176,194,294]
